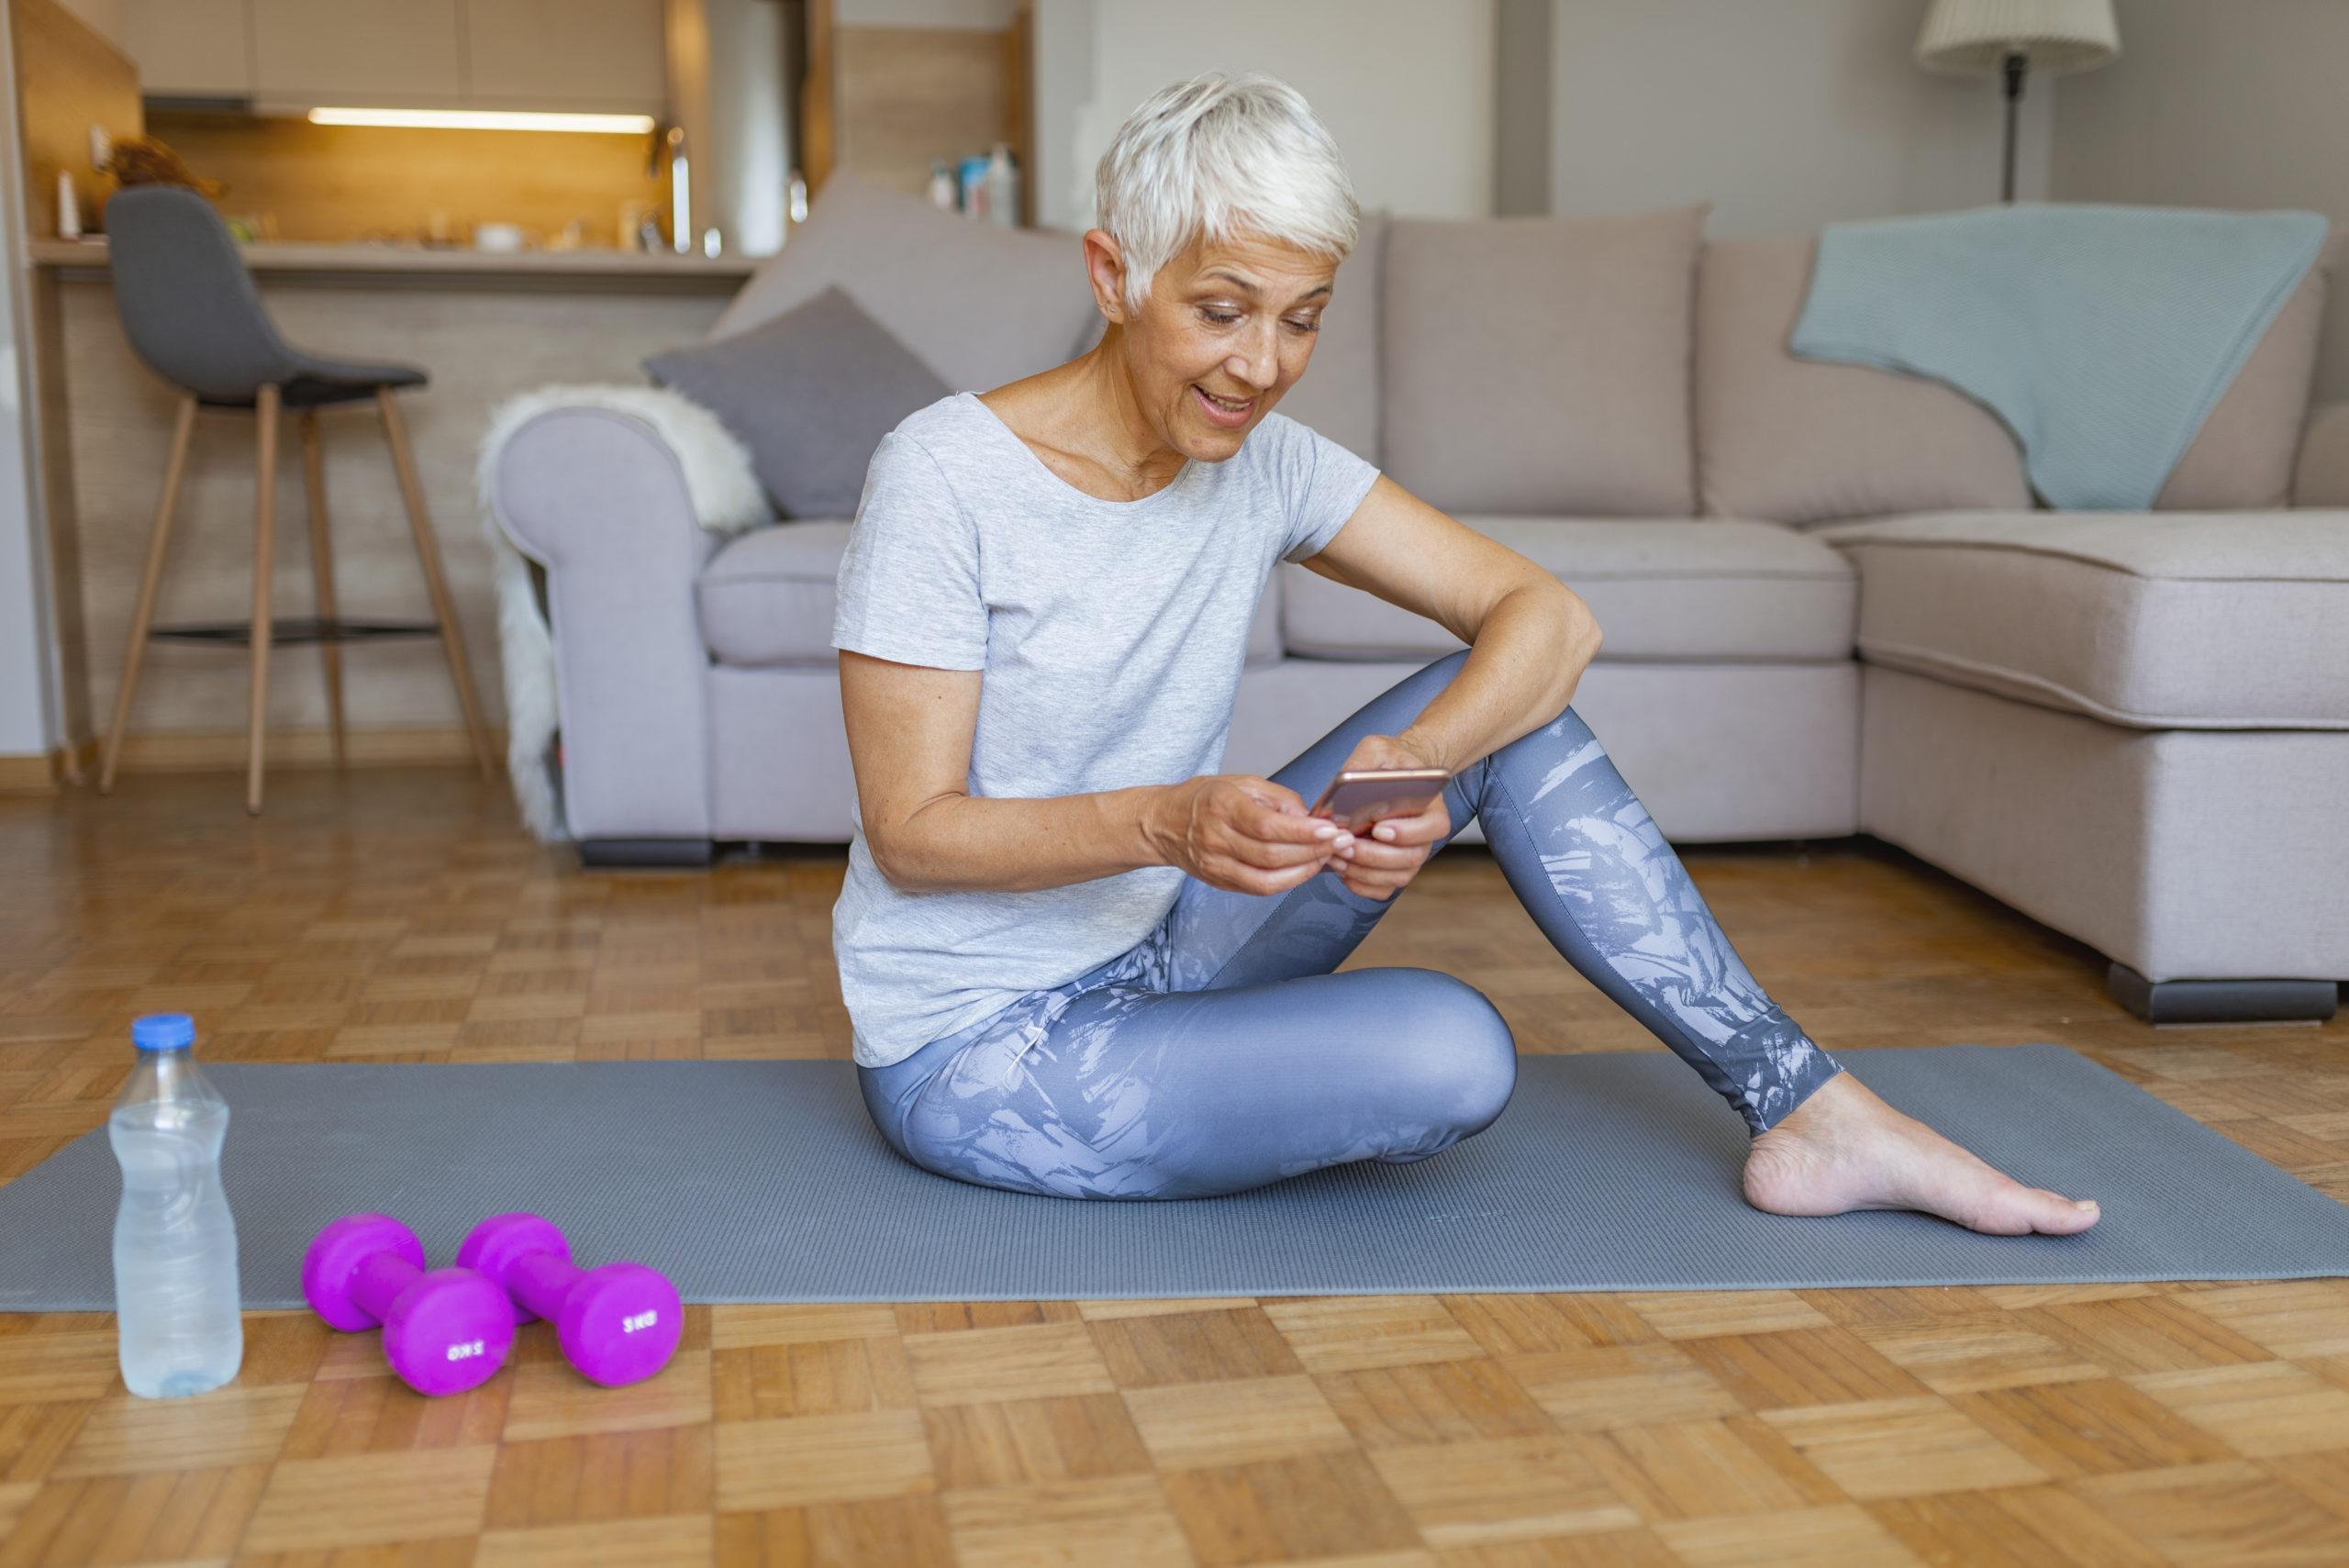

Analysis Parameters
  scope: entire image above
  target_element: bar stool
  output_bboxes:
[96,184,495,814]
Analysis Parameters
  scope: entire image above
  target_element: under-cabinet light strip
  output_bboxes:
[306,108,657,134]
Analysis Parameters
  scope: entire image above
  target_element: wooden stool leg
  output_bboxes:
[377,386,495,778]
[299,410,346,767]
[99,395,198,795]
[247,384,281,816]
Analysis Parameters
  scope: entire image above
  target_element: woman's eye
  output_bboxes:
[1200,308,1241,326]
[1285,317,1321,335]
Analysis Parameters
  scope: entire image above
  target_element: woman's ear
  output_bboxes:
[1082,229,1129,324]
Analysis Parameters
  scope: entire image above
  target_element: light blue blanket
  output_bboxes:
[1791,205,2329,511]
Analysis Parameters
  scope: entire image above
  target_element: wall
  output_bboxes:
[1030,0,1495,231]
[14,0,143,242]
[833,25,1014,202]
[51,0,119,47]
[0,7,61,780]
[1029,0,2054,238]
[0,281,51,774]
[2053,0,2349,403]
[1492,0,1550,217]
[1549,0,2051,232]
[1027,0,1088,230]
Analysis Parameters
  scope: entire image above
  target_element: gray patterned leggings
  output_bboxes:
[858,652,1842,1200]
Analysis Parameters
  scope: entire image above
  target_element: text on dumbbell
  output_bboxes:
[446,1340,487,1361]
[622,1309,660,1334]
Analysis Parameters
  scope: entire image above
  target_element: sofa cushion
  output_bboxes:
[698,520,1286,669]
[1699,229,2343,524]
[646,287,950,519]
[707,172,1099,394]
[1272,210,1384,464]
[1698,236,2032,524]
[2293,401,2349,506]
[1825,511,2349,728]
[2154,228,2342,510]
[699,520,855,667]
[1381,206,1704,517]
[1280,519,1855,662]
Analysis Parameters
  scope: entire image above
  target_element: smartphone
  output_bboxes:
[1307,768,1453,832]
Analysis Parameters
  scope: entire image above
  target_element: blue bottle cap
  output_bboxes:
[131,1013,195,1051]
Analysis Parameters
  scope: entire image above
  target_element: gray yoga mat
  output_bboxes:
[4,1044,2345,1308]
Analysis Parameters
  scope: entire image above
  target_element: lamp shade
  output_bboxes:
[1916,0,2120,76]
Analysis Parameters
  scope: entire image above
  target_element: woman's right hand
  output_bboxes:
[1145,775,1347,895]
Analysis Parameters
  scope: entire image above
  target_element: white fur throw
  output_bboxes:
[477,384,766,840]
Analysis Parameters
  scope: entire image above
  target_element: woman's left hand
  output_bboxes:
[1325,735,1452,901]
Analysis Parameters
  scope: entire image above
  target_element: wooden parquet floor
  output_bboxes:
[3,769,2347,1567]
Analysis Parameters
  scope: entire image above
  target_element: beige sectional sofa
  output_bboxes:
[489,195,2348,1024]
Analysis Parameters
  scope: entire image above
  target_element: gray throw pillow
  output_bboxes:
[645,286,950,519]
[706,171,1100,393]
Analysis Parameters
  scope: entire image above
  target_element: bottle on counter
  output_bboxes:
[111,1013,242,1399]
[958,155,990,221]
[985,144,1020,228]
[929,159,957,213]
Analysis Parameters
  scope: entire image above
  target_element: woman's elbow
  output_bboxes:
[866,839,911,889]
[862,821,932,893]
[854,786,968,892]
[867,839,951,895]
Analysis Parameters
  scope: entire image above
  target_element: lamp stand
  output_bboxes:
[2000,50,2026,204]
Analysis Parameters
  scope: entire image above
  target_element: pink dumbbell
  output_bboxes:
[457,1214,681,1387]
[301,1214,516,1396]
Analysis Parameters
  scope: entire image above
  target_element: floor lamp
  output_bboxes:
[1916,0,2121,203]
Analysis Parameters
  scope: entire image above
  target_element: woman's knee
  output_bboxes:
[1353,969,1516,1129]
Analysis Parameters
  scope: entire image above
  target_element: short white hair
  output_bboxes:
[1095,72,1359,309]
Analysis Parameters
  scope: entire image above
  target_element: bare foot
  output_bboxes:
[1743,1073,2099,1236]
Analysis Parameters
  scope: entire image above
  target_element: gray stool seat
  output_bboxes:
[97,183,494,813]
[268,359,428,411]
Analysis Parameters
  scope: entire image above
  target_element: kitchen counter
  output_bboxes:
[30,236,758,294]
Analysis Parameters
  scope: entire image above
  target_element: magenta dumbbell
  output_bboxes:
[301,1214,515,1396]
[457,1214,681,1387]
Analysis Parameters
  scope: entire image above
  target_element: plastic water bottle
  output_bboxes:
[985,143,1020,228]
[111,1014,243,1398]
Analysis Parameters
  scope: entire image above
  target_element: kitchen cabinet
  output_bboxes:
[121,0,664,115]
[251,0,462,105]
[122,0,250,96]
[465,0,665,113]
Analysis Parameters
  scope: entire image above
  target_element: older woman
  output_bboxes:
[833,73,2097,1232]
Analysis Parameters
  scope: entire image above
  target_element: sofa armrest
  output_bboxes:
[2294,400,2349,506]
[491,406,719,840]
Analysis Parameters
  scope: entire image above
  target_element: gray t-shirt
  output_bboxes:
[830,392,1379,1066]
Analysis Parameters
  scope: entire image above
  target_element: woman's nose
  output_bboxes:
[1229,328,1280,389]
